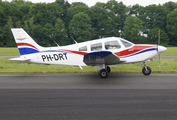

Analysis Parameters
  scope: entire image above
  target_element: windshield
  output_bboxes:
[120,39,133,48]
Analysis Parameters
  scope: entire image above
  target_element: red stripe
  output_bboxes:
[17,43,39,50]
[114,45,157,57]
[60,49,87,55]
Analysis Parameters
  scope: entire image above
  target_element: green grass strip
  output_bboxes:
[0,58,176,73]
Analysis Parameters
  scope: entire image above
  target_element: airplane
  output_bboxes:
[9,28,167,78]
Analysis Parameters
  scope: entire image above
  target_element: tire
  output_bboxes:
[142,66,151,75]
[99,69,108,78]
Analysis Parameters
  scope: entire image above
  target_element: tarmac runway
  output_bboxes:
[0,73,177,120]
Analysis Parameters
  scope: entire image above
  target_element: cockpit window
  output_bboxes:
[105,40,121,50]
[121,39,133,48]
[79,46,87,51]
[91,43,102,51]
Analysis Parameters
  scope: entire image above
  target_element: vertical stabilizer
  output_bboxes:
[11,28,43,55]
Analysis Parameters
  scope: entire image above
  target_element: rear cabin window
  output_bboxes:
[79,46,87,51]
[91,43,102,51]
[105,40,121,50]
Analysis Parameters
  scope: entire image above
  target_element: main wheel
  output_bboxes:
[107,66,111,73]
[99,69,108,78]
[142,66,151,75]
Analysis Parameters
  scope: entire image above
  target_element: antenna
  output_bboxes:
[71,37,78,44]
[53,40,60,47]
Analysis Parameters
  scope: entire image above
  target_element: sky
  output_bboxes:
[2,0,176,7]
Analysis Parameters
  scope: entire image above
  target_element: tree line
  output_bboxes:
[0,0,177,47]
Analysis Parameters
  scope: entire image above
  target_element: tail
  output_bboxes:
[11,28,43,55]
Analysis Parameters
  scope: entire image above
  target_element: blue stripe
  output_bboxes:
[40,50,69,53]
[19,48,39,55]
[85,51,112,56]
[18,48,69,55]
[120,48,157,58]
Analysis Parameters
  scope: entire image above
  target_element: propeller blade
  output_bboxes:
[158,29,160,45]
[158,29,160,69]
[159,53,161,69]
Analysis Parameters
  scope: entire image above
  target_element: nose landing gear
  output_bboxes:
[142,62,151,75]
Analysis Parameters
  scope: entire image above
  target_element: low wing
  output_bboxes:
[9,57,30,62]
[83,51,126,66]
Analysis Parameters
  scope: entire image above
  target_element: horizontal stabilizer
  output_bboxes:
[9,57,30,62]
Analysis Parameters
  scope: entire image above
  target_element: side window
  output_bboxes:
[121,40,133,48]
[105,40,121,50]
[79,46,87,51]
[91,43,102,51]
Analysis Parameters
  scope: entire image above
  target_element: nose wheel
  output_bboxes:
[142,62,151,75]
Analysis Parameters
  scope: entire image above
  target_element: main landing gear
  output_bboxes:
[98,66,110,78]
[142,62,151,75]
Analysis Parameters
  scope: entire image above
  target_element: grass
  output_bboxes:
[161,47,177,56]
[0,47,20,56]
[0,58,177,73]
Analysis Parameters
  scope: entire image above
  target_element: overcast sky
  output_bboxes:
[2,0,176,7]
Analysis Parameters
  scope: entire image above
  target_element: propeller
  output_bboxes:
[158,30,161,69]
[157,29,167,69]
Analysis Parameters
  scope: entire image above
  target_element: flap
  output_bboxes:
[83,51,126,66]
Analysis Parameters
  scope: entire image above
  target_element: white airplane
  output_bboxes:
[10,28,167,78]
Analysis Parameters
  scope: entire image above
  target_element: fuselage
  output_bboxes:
[18,37,158,66]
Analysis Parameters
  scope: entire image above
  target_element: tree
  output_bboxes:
[1,0,177,47]
[105,0,128,35]
[2,17,15,47]
[23,17,34,35]
[91,2,118,38]
[138,5,166,33]
[0,1,13,27]
[163,1,177,14]
[123,16,143,43]
[43,23,56,46]
[55,0,71,22]
[31,25,44,46]
[69,12,91,42]
[129,4,144,17]
[29,2,64,26]
[0,2,6,27]
[91,3,108,38]
[55,18,68,45]
[66,5,94,27]
[166,8,177,46]
[0,28,3,47]
[147,28,169,46]
[71,2,88,7]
